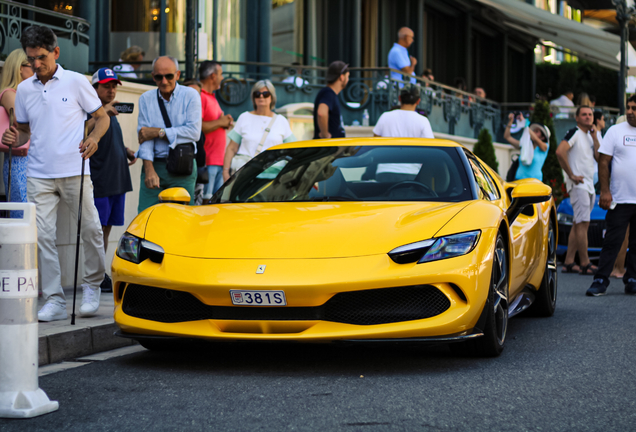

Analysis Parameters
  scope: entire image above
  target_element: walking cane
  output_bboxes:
[7,108,15,203]
[71,122,89,325]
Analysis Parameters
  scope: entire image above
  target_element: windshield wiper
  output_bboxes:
[301,196,361,202]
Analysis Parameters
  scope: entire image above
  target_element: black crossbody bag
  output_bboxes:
[157,91,195,176]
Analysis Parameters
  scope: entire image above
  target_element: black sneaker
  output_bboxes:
[625,278,636,295]
[586,278,608,296]
[100,274,113,293]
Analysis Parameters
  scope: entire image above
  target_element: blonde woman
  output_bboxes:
[1,48,34,215]
[577,93,592,107]
[223,80,296,181]
[114,45,145,78]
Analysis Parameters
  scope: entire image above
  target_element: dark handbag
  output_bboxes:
[157,91,195,176]
[195,131,209,184]
[506,154,519,182]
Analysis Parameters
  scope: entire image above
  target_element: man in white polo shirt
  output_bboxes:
[587,96,636,296]
[373,84,433,182]
[1,25,110,321]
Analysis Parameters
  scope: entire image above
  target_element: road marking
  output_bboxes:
[39,345,146,377]
[76,345,145,361]
[39,361,89,377]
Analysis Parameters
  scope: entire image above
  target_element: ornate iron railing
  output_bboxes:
[205,62,503,141]
[0,0,90,72]
[89,59,620,142]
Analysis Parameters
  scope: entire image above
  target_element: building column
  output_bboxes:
[502,34,508,103]
[352,0,361,69]
[415,0,425,75]
[77,0,109,66]
[160,0,167,56]
[465,12,472,91]
[257,0,272,76]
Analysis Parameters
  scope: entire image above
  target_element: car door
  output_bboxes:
[466,155,541,298]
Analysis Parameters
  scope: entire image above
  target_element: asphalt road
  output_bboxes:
[2,272,635,432]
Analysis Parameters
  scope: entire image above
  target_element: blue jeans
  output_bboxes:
[202,165,224,199]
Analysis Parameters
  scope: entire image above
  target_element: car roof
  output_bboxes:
[270,137,463,151]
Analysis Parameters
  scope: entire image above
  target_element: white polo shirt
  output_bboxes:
[15,65,102,178]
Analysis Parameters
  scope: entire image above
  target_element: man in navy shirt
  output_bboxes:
[89,68,137,292]
[313,61,349,139]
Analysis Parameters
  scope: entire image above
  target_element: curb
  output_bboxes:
[38,320,137,366]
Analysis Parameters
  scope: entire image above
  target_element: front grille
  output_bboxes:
[122,284,451,326]
[558,220,605,249]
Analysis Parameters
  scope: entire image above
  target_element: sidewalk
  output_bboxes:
[38,287,136,366]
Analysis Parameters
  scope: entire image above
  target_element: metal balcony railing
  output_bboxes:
[88,60,620,142]
[0,0,90,73]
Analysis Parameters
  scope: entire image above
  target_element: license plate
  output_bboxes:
[230,290,287,306]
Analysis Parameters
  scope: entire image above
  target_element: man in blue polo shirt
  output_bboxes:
[388,27,417,86]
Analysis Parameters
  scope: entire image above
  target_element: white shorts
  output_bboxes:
[569,188,595,223]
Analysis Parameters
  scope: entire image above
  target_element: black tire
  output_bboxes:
[451,232,509,357]
[530,219,558,317]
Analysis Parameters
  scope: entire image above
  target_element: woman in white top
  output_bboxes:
[223,79,296,181]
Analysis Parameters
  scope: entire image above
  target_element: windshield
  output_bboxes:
[212,145,473,204]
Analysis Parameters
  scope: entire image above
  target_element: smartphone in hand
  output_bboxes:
[112,102,134,114]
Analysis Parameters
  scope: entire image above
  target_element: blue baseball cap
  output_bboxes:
[91,68,122,85]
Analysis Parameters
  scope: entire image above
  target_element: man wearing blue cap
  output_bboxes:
[89,68,137,292]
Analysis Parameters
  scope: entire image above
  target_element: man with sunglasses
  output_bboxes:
[313,60,349,139]
[136,56,202,212]
[2,25,110,321]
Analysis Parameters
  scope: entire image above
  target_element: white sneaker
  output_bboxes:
[38,302,68,322]
[79,284,101,317]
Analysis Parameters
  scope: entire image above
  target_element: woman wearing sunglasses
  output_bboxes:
[223,80,296,181]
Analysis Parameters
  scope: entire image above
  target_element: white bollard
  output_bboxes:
[0,203,58,418]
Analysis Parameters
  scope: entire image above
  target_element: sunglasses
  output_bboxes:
[153,73,175,82]
[253,90,272,98]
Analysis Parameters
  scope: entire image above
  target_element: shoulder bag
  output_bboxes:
[231,114,278,173]
[0,88,30,156]
[157,90,195,176]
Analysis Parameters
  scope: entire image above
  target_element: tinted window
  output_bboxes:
[468,158,500,200]
[213,146,473,203]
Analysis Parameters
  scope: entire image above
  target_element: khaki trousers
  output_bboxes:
[27,176,105,306]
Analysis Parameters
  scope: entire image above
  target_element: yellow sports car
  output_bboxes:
[112,138,557,356]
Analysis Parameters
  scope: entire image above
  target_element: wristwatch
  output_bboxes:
[158,128,166,138]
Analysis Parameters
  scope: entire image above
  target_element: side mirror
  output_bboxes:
[507,182,552,223]
[158,187,191,205]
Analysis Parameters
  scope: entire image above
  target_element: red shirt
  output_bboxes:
[201,89,226,166]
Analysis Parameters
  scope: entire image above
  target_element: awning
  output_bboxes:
[476,0,620,71]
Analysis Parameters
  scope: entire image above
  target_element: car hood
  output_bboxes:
[144,201,471,259]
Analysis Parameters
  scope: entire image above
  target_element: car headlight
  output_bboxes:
[116,232,165,264]
[388,230,481,264]
[557,212,573,226]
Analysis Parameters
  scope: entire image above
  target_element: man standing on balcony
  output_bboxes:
[556,106,600,276]
[388,27,417,86]
[586,96,636,296]
[313,61,349,139]
[550,90,574,114]
[199,60,233,201]
[136,56,202,212]
[2,25,110,321]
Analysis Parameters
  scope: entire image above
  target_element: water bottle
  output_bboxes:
[362,109,370,127]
